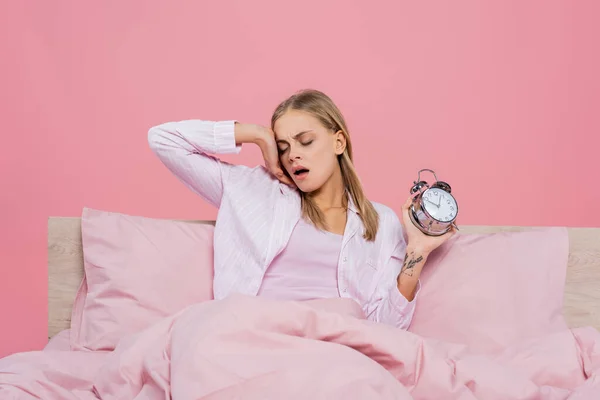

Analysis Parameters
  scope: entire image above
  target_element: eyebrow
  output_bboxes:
[276,130,313,144]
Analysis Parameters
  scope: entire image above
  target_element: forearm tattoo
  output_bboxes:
[400,251,423,277]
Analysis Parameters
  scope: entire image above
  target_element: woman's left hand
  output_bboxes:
[400,196,458,255]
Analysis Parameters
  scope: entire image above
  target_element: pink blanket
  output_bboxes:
[1,295,599,399]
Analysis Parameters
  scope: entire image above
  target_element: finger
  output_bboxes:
[402,196,412,210]
[278,173,294,186]
[271,160,294,186]
[265,159,280,176]
[273,167,295,186]
[273,167,285,180]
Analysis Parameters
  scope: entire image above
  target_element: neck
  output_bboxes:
[307,167,346,211]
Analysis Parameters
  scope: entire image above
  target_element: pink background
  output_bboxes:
[1,1,598,358]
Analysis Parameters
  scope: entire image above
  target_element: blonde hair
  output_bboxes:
[271,89,379,241]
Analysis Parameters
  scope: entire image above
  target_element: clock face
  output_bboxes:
[421,188,458,223]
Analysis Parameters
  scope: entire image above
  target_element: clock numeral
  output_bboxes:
[450,206,454,210]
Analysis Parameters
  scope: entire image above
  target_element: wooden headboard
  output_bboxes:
[47,217,600,338]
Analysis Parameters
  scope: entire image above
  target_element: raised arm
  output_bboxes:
[148,120,292,208]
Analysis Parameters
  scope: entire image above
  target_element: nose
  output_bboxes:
[288,145,302,163]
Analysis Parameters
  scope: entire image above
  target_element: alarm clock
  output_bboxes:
[408,169,459,236]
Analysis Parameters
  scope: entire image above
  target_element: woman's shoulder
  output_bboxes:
[370,201,404,239]
[228,163,280,188]
[226,163,295,200]
[371,201,401,225]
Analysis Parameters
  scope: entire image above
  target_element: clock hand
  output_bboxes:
[437,194,442,207]
[425,199,439,208]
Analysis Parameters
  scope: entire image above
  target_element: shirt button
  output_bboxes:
[343,257,348,262]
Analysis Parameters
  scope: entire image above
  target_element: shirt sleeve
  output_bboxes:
[364,210,421,329]
[147,119,243,208]
[379,266,421,330]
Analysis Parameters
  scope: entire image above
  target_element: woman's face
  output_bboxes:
[273,110,346,193]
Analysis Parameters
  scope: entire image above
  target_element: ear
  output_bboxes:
[333,130,347,155]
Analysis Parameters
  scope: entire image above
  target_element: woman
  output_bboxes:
[148,89,455,329]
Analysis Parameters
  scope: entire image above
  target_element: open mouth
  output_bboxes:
[293,168,310,180]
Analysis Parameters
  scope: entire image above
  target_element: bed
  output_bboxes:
[1,216,597,399]
[48,218,600,338]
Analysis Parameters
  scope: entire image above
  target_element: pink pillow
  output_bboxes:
[408,227,570,353]
[70,207,215,351]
